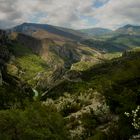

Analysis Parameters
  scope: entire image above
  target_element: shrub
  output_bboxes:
[0,102,68,140]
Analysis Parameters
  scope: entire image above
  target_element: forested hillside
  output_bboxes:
[0,27,140,139]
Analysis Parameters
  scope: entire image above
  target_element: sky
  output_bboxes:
[0,0,140,29]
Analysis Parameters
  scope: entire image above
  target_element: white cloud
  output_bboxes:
[35,0,96,28]
[93,0,140,29]
[0,0,140,29]
[0,0,96,29]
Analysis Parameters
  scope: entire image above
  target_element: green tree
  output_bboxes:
[0,102,68,140]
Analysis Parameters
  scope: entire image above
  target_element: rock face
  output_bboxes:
[0,30,10,65]
[0,70,2,86]
[0,30,10,86]
[16,33,81,68]
[0,29,34,102]
[8,29,102,91]
[0,30,11,86]
[0,30,8,45]
[16,33,42,54]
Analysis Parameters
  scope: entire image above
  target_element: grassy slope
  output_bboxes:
[83,34,140,53]
[8,43,50,86]
[109,35,140,48]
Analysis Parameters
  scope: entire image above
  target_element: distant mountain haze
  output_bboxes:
[115,24,140,35]
[78,28,112,36]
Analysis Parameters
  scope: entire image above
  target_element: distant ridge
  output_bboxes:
[78,27,112,36]
[118,24,140,29]
[10,23,87,41]
[115,24,140,35]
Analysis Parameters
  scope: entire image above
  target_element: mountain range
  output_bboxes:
[0,23,140,140]
[10,22,87,41]
[2,22,140,93]
[11,23,140,38]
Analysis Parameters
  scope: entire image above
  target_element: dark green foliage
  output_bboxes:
[81,112,99,137]
[108,35,140,47]
[82,35,140,53]
[45,51,140,139]
[0,84,33,109]
[87,131,107,140]
[43,81,89,100]
[81,39,128,53]
[1,29,140,140]
[0,102,68,140]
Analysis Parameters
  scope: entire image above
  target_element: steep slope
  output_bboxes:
[42,50,140,139]
[108,34,140,48]
[7,31,103,93]
[81,38,129,53]
[14,33,102,67]
[78,25,140,53]
[42,50,140,99]
[0,29,34,109]
[31,29,72,45]
[1,25,140,140]
[0,31,69,138]
[8,23,140,91]
[12,23,140,54]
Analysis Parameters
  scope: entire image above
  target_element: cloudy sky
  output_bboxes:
[0,0,140,29]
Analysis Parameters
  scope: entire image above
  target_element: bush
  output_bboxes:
[87,131,107,140]
[0,102,68,140]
